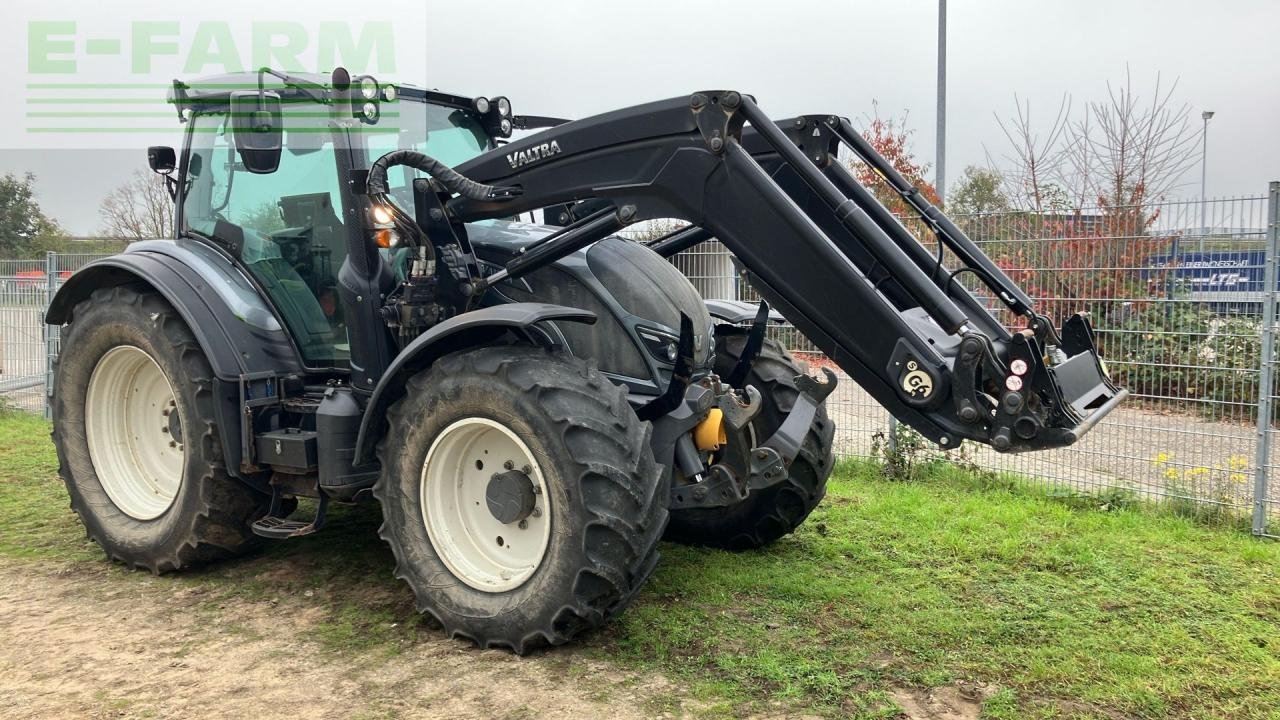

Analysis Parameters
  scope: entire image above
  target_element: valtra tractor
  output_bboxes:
[46,68,1125,652]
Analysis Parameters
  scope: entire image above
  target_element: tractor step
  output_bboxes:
[251,488,329,539]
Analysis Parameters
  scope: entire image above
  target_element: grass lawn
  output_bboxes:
[2,409,1279,719]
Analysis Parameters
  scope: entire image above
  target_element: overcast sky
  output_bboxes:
[2,0,1276,235]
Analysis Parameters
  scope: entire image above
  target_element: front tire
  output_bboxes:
[51,286,272,573]
[665,330,836,550]
[374,345,666,653]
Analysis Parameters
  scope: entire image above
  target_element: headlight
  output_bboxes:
[371,204,394,225]
[638,328,680,363]
[499,118,512,135]
[361,101,379,122]
[382,84,397,102]
[473,97,490,114]
[496,97,511,117]
[360,76,379,100]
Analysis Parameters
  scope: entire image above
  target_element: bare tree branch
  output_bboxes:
[995,69,1201,215]
[99,170,174,239]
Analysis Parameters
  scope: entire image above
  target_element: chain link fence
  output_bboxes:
[3,185,1279,535]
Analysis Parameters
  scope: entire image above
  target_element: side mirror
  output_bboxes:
[230,90,283,174]
[147,146,176,175]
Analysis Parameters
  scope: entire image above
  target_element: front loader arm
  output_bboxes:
[446,91,1126,452]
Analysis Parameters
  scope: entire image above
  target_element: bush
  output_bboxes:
[1102,299,1260,421]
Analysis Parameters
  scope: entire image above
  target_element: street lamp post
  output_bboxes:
[936,0,947,203]
[891,0,948,455]
[1200,110,1214,251]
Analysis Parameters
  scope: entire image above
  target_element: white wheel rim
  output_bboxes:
[85,345,184,521]
[421,418,552,592]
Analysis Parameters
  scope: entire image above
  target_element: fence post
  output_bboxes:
[1253,182,1280,536]
[43,251,58,420]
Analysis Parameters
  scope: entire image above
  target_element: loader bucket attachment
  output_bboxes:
[446,91,1128,453]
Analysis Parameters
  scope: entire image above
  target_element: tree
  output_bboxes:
[0,173,63,255]
[843,106,939,218]
[993,69,1201,214]
[948,165,1015,242]
[948,166,1011,216]
[984,71,1195,322]
[99,170,174,239]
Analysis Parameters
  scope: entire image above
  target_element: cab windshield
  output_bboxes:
[180,97,489,367]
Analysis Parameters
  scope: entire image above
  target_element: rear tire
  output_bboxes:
[51,286,272,573]
[374,345,666,653]
[664,330,836,550]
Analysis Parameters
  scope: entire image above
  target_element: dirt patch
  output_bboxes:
[890,682,998,720]
[0,560,687,719]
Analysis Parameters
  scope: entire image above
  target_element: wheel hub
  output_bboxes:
[420,417,552,592]
[84,345,184,521]
[166,402,183,445]
[486,469,536,524]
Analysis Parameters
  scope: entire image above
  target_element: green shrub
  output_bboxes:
[1102,299,1260,421]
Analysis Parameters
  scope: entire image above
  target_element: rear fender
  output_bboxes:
[352,303,596,465]
[46,240,303,483]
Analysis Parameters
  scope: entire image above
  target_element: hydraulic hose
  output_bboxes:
[366,150,520,201]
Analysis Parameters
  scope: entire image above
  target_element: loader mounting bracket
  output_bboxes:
[691,91,745,153]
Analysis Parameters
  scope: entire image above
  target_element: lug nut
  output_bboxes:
[504,460,514,470]
[518,519,528,530]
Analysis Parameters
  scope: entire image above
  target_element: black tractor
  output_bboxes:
[46,68,1125,652]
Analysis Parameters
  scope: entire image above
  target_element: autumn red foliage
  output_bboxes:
[846,112,940,216]
[990,205,1170,323]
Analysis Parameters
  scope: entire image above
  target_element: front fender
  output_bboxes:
[352,302,596,465]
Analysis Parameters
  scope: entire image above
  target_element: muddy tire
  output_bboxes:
[665,330,836,550]
[51,286,272,573]
[374,345,667,653]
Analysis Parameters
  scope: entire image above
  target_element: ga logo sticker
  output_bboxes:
[901,360,933,399]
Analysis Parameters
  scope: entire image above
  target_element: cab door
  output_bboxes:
[181,111,351,367]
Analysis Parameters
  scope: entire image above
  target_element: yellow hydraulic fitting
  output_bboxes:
[694,408,728,451]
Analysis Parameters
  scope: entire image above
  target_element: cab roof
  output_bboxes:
[166,70,475,119]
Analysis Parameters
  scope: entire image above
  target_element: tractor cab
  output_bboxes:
[161,70,504,368]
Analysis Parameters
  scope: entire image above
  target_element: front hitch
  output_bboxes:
[664,367,837,511]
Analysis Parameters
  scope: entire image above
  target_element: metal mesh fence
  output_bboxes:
[0,253,110,414]
[0,258,54,412]
[4,188,1279,534]
[902,195,1273,528]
